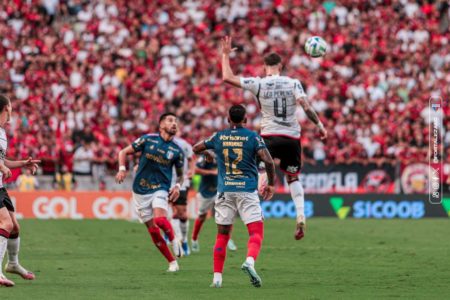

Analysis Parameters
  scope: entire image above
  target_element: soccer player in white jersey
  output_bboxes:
[220,36,327,240]
[0,95,40,287]
[170,136,195,255]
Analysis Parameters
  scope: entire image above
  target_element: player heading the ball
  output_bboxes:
[221,36,327,240]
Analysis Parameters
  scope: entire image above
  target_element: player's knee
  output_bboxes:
[198,214,207,221]
[10,223,19,236]
[217,225,231,235]
[0,219,13,233]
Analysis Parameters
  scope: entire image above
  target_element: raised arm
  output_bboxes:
[297,96,327,140]
[256,148,276,200]
[115,145,136,183]
[221,36,242,88]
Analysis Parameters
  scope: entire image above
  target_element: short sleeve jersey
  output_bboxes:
[132,134,184,195]
[204,126,267,193]
[240,75,306,138]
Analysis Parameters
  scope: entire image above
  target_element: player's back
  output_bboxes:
[197,157,218,198]
[241,75,306,138]
[205,126,266,193]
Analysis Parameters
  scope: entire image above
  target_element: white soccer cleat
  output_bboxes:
[167,261,179,272]
[191,239,200,253]
[227,239,237,251]
[0,274,15,287]
[241,262,262,288]
[171,239,184,258]
[209,281,222,288]
[5,264,35,280]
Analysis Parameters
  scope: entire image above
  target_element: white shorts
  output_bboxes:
[132,190,169,223]
[215,191,263,225]
[197,193,217,215]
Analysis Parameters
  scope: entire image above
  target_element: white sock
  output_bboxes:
[0,236,8,275]
[245,256,255,266]
[289,179,305,223]
[171,219,182,240]
[7,237,20,265]
[179,220,189,242]
[213,272,222,283]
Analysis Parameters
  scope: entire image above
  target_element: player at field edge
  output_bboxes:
[190,153,237,253]
[193,104,275,288]
[115,113,185,272]
[221,36,327,240]
[0,95,40,287]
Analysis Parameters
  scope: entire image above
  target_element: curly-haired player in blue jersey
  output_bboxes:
[194,104,275,288]
[115,113,185,272]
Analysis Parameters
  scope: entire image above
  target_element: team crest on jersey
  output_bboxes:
[286,166,299,174]
[150,145,155,150]
[166,150,174,160]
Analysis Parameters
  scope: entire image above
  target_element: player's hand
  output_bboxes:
[23,157,41,175]
[221,36,237,55]
[204,150,215,163]
[168,185,180,203]
[261,185,275,201]
[0,164,12,180]
[115,171,127,184]
[318,126,327,140]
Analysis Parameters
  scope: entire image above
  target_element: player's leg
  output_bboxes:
[0,206,14,287]
[5,211,35,280]
[211,193,236,288]
[238,192,264,288]
[278,137,305,240]
[287,174,305,240]
[172,190,189,255]
[191,194,215,252]
[152,192,184,258]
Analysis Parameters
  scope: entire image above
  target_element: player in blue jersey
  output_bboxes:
[115,113,185,272]
[190,155,237,253]
[193,104,275,288]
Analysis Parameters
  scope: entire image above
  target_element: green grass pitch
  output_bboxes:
[2,218,449,299]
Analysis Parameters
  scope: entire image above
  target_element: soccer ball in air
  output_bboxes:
[305,36,327,57]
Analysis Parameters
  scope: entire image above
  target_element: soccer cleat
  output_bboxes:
[241,262,262,288]
[191,239,200,253]
[295,215,306,240]
[209,281,222,288]
[227,239,237,251]
[0,274,15,287]
[182,241,190,256]
[5,264,35,280]
[171,239,184,258]
[167,261,179,272]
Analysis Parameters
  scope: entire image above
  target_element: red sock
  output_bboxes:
[148,227,175,262]
[246,221,264,260]
[213,233,230,273]
[192,218,205,241]
[154,217,174,241]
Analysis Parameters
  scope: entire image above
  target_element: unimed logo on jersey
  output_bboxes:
[330,197,351,219]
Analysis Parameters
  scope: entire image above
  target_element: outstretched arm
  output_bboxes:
[257,148,276,200]
[221,36,241,87]
[5,157,40,174]
[297,96,327,140]
[115,145,135,183]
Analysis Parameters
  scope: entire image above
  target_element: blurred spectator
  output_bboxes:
[53,165,77,191]
[72,141,94,176]
[16,168,39,191]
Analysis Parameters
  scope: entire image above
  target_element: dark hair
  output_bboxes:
[264,52,282,66]
[228,104,246,123]
[0,94,10,112]
[159,112,177,124]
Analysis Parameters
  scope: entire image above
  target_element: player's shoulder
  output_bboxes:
[168,139,185,153]
[140,133,159,141]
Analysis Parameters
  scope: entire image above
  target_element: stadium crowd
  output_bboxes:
[0,0,449,183]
